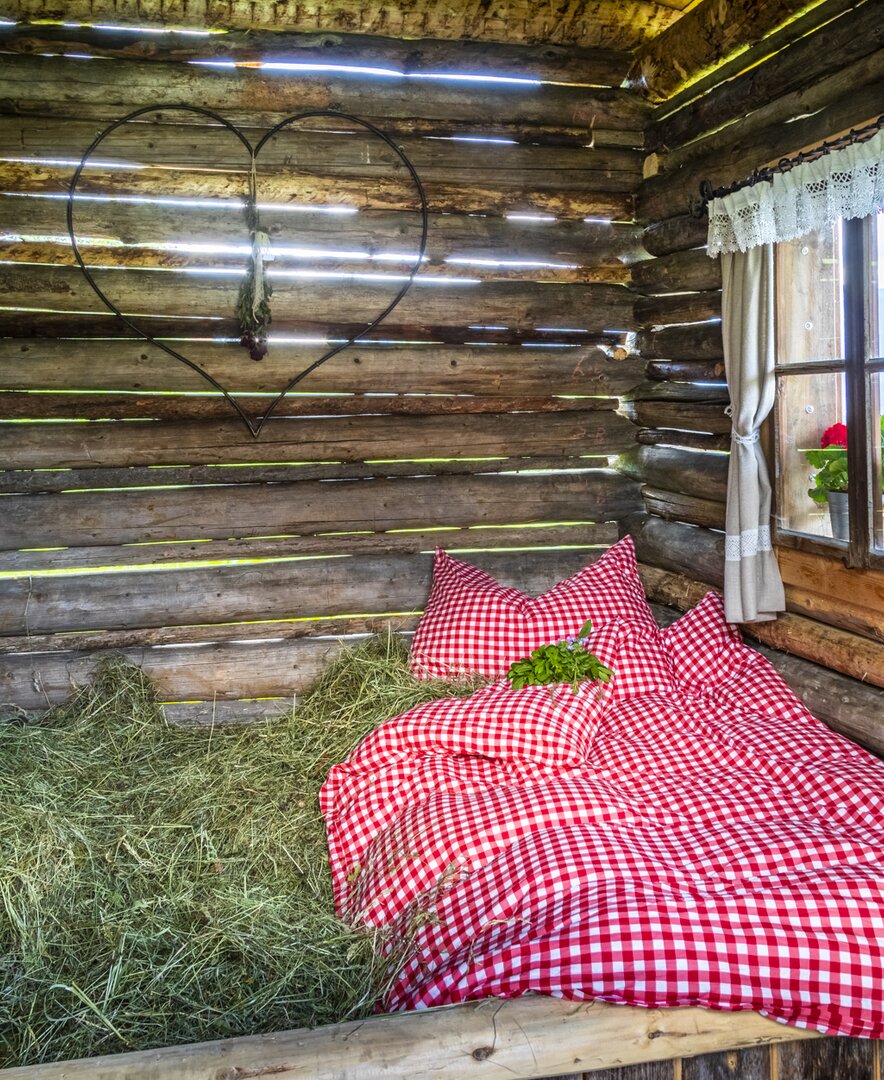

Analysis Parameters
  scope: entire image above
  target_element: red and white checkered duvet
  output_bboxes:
[320,617,884,1038]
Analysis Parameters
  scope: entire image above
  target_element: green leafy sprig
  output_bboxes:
[506,620,613,695]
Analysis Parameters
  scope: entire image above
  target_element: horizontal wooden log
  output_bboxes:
[624,380,728,404]
[0,264,633,332]
[631,248,721,296]
[0,160,636,220]
[622,400,732,435]
[640,61,884,222]
[0,52,649,132]
[0,456,611,496]
[625,512,725,586]
[0,470,640,549]
[628,0,821,101]
[160,698,293,726]
[641,214,708,257]
[0,340,643,396]
[640,564,884,689]
[0,548,600,636]
[637,324,724,361]
[0,393,620,422]
[0,521,618,578]
[617,445,729,502]
[646,359,726,381]
[0,996,814,1080]
[636,428,732,453]
[0,195,645,269]
[634,293,721,329]
[0,0,680,52]
[0,409,637,470]
[641,485,726,530]
[776,547,884,645]
[0,23,632,87]
[650,0,884,153]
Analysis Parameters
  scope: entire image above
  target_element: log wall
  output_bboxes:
[0,19,648,722]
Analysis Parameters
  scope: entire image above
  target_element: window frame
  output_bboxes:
[771,214,884,571]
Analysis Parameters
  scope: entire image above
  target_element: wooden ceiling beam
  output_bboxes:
[628,0,835,102]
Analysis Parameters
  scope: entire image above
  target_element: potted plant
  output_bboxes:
[806,418,884,541]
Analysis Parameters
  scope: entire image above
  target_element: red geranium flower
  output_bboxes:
[820,422,848,448]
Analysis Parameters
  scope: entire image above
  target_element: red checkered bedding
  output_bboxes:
[320,599,884,1038]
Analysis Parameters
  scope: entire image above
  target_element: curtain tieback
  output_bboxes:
[731,430,760,446]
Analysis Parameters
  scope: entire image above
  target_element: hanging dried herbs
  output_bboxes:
[237,162,272,361]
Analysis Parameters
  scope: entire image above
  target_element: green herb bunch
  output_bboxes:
[506,620,613,695]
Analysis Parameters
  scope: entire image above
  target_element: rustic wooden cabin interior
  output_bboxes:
[0,0,883,1077]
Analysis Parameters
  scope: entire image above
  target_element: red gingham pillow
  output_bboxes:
[660,591,745,690]
[410,536,656,679]
[587,620,675,704]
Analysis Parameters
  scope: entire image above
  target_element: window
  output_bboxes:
[773,213,884,568]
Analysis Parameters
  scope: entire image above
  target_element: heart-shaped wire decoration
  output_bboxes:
[67,104,429,437]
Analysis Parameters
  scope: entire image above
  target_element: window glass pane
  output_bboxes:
[776,222,844,364]
[872,371,884,553]
[775,371,848,541]
[871,212,884,361]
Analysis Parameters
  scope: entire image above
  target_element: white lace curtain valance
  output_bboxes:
[707,127,884,257]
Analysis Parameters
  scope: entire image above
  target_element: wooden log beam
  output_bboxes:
[0,52,649,132]
[0,392,619,422]
[624,380,728,403]
[0,194,645,269]
[0,161,635,221]
[631,248,721,296]
[641,485,727,530]
[628,0,832,102]
[0,1,680,52]
[622,399,732,435]
[617,446,729,502]
[0,264,634,332]
[0,548,600,636]
[642,215,708,258]
[636,428,732,453]
[639,563,884,704]
[637,324,724,361]
[0,23,632,87]
[634,292,721,329]
[0,409,637,470]
[0,340,645,396]
[624,512,726,585]
[649,0,884,153]
[0,469,641,549]
[646,359,726,382]
[0,996,816,1080]
[0,521,618,578]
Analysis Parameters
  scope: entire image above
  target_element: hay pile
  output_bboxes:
[0,635,476,1067]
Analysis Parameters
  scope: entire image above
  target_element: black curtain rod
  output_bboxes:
[690,113,884,219]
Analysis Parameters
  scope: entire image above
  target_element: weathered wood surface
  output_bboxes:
[0,549,600,636]
[635,429,731,453]
[631,248,721,296]
[0,409,637,469]
[626,513,725,587]
[0,52,649,132]
[0,392,618,422]
[681,1045,771,1080]
[629,0,827,100]
[634,292,721,330]
[0,340,643,396]
[774,1036,879,1080]
[0,264,633,332]
[639,564,884,693]
[0,521,618,580]
[1,470,640,549]
[0,996,816,1080]
[0,194,645,269]
[0,160,635,220]
[624,381,728,403]
[622,400,732,435]
[638,325,724,361]
[777,547,884,645]
[641,486,726,530]
[641,214,708,257]
[640,61,884,222]
[617,446,729,503]
[650,0,884,153]
[0,0,684,51]
[646,359,726,382]
[0,23,632,87]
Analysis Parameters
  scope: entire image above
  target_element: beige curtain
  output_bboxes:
[721,244,785,623]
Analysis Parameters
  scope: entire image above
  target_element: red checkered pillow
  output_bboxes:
[587,620,675,703]
[660,591,745,690]
[410,536,656,679]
